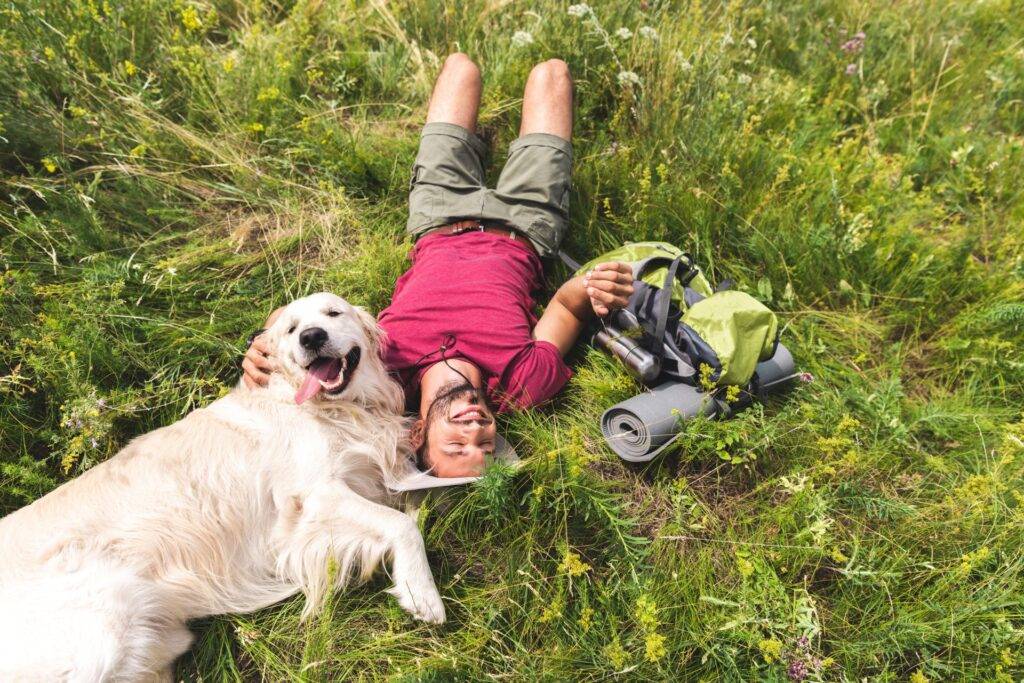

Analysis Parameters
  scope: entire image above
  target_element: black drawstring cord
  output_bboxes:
[410,334,477,393]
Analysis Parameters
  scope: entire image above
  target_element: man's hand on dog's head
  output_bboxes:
[242,307,284,389]
[242,335,275,389]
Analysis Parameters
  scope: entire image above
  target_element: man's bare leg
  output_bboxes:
[426,53,482,133]
[520,59,573,140]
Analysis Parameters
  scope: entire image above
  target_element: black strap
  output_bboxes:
[650,257,682,358]
[558,249,582,271]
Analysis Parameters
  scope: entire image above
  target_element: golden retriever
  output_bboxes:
[0,292,443,682]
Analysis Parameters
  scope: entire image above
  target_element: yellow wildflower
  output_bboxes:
[181,6,202,31]
[44,46,56,61]
[222,56,235,73]
[758,638,783,663]
[123,59,137,76]
[699,363,716,391]
[578,606,593,633]
[257,86,280,102]
[835,414,860,433]
[558,550,591,577]
[725,384,741,403]
[42,157,58,173]
[247,122,265,133]
[635,594,659,630]
[603,637,628,668]
[644,632,667,662]
[909,669,929,683]
[538,596,563,623]
[129,144,147,157]
[958,546,991,575]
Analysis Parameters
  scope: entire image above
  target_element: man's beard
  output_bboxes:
[424,380,484,428]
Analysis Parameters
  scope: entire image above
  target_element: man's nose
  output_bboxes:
[299,327,329,351]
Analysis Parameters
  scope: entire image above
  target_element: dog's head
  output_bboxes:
[264,292,399,411]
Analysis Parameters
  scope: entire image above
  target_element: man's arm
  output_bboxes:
[532,262,633,356]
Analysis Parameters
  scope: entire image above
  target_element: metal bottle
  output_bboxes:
[593,322,662,384]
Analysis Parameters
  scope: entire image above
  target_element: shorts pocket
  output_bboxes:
[407,166,440,232]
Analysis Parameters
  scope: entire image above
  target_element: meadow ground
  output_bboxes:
[2,0,1024,680]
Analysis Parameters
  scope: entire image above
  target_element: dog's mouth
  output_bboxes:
[294,346,362,405]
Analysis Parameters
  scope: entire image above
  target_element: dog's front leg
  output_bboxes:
[279,483,445,624]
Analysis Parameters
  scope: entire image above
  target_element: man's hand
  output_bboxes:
[583,262,634,317]
[242,306,285,389]
[242,335,275,389]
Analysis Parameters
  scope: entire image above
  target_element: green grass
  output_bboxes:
[2,0,1023,679]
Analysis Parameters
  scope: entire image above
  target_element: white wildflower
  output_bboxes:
[737,73,752,85]
[639,26,658,40]
[679,59,693,71]
[511,31,534,48]
[617,70,641,86]
[722,32,735,47]
[567,3,592,18]
[615,27,633,40]
[746,37,757,49]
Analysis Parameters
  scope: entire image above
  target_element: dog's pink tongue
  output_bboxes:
[295,358,341,405]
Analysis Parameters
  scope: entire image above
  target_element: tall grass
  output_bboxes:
[2,0,1023,679]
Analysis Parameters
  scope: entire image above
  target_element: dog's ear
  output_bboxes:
[353,305,384,351]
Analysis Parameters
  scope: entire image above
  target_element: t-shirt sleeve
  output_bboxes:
[494,340,573,412]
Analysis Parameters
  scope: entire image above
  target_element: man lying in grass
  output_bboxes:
[243,54,633,478]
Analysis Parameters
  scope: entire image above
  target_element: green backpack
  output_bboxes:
[572,242,779,388]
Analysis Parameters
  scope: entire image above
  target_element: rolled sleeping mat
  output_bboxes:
[601,343,798,463]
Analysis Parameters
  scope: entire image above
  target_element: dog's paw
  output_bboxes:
[387,573,446,625]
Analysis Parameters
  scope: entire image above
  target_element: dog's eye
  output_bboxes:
[288,325,296,334]
[326,310,342,317]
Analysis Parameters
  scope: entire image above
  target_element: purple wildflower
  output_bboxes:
[97,398,107,409]
[840,30,866,54]
[799,372,815,383]
[787,658,807,681]
[796,635,810,650]
[845,63,858,76]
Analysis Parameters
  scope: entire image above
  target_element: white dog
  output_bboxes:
[0,292,444,682]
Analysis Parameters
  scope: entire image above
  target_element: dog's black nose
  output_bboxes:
[299,327,328,350]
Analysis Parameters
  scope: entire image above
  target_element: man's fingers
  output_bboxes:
[242,358,270,386]
[586,279,617,293]
[587,269,633,285]
[593,261,632,275]
[253,351,274,373]
[586,279,633,296]
[587,287,624,306]
[250,336,272,356]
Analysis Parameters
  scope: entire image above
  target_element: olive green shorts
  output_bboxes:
[406,122,573,258]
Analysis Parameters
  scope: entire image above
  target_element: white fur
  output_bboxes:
[0,292,443,682]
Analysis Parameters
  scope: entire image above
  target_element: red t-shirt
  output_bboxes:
[378,231,572,412]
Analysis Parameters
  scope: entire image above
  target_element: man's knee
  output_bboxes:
[528,59,572,90]
[441,52,480,82]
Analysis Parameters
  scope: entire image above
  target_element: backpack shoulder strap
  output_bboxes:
[650,257,683,357]
[558,250,583,272]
